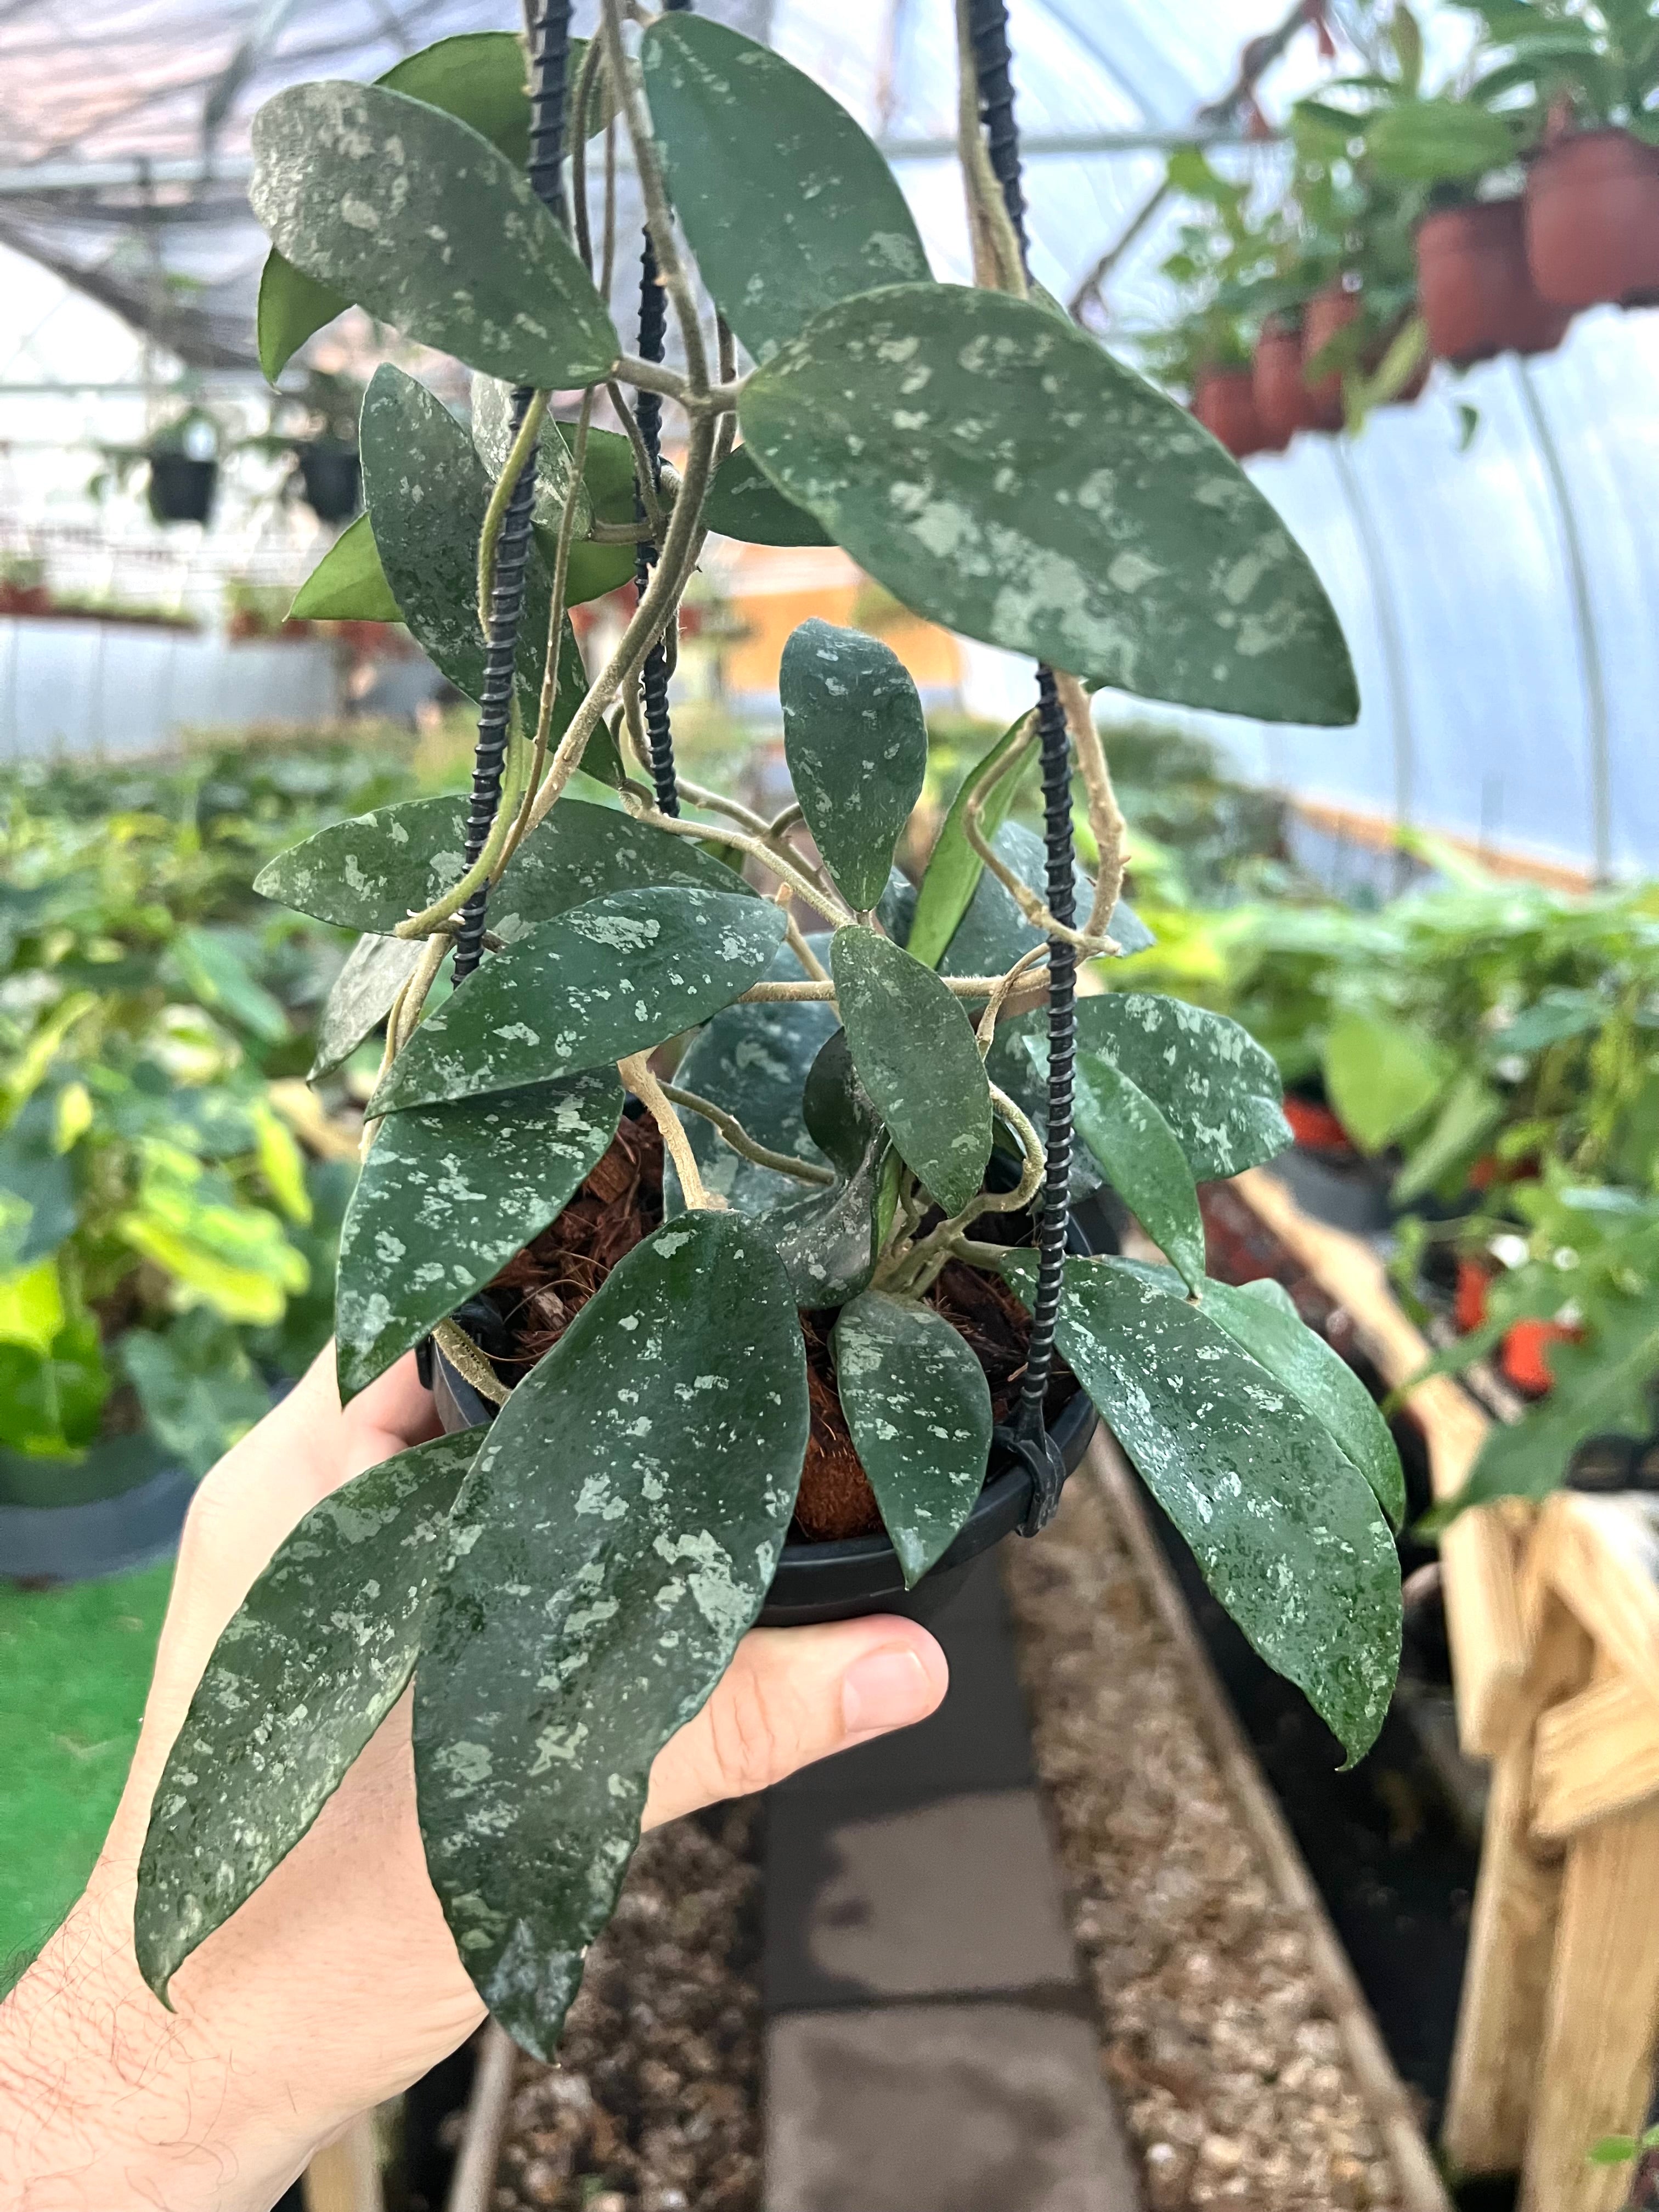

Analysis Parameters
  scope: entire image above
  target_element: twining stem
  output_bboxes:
[661,1083,836,1186]
[434,1319,510,1406]
[476,391,550,630]
[878,1085,1046,1298]
[740,973,1029,1003]
[500,391,597,873]
[621,805,854,928]
[780,901,831,984]
[524,409,717,835]
[1053,670,1129,941]
[600,0,710,398]
[618,1053,722,1211]
[606,380,664,536]
[569,31,608,274]
[976,942,1049,1053]
[955,0,1026,295]
[393,708,527,939]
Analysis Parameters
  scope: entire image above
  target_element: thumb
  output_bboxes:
[642,1616,949,1829]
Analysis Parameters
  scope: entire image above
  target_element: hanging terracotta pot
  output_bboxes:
[1192,366,1276,459]
[1416,199,1572,363]
[1525,127,1659,308]
[1252,315,1327,445]
[1300,281,1361,427]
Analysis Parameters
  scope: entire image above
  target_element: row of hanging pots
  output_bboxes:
[144,442,360,528]
[1193,126,1659,461]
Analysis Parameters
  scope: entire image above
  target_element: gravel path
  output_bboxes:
[491,1804,762,2212]
[1002,1470,1410,2211]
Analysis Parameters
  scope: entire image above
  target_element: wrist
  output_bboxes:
[0,1876,313,2212]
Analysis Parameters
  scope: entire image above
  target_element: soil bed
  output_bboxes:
[490,1802,763,2212]
[1003,1470,1425,2211]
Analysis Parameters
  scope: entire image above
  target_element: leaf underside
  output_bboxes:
[308,932,425,1080]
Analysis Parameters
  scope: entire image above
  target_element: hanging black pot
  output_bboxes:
[296,441,362,524]
[146,452,218,527]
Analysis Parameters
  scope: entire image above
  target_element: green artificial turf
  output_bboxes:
[0,1563,172,1992]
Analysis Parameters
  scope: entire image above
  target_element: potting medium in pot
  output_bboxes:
[1526,127,1659,309]
[1416,198,1572,363]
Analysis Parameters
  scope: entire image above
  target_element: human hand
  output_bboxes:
[0,1345,948,2211]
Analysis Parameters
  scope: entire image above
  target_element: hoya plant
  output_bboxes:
[133,0,1404,2061]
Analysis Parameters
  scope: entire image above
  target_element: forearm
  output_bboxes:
[0,1877,313,2212]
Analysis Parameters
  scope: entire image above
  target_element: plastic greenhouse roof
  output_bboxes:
[0,0,1365,368]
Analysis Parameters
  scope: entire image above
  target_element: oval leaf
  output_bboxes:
[1059,1053,1206,1293]
[752,1125,887,1310]
[907,717,1029,971]
[359,365,584,727]
[802,1025,882,1175]
[257,247,346,386]
[372,888,787,1115]
[256,792,744,938]
[413,1212,808,2056]
[134,1429,477,1999]
[1006,1254,1400,1763]
[1321,1010,1453,1155]
[833,1290,992,1586]
[337,1071,623,1398]
[640,15,928,363]
[741,285,1358,724]
[1073,993,1290,1181]
[289,510,402,623]
[832,927,991,1217]
[703,445,833,546]
[251,82,618,387]
[308,933,425,1081]
[782,620,927,914]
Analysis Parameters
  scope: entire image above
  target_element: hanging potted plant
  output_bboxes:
[1461,0,1659,308]
[1143,151,1281,460]
[142,405,224,526]
[129,3,1403,2069]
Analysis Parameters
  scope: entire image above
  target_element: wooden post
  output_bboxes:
[1442,1592,1590,2175]
[1521,1792,1659,2212]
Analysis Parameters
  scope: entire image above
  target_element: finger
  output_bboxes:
[642,1616,949,1830]
[340,1347,443,1475]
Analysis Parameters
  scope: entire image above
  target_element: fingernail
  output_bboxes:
[842,1646,936,1736]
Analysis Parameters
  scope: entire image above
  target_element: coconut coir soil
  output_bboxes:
[484,1116,1069,1544]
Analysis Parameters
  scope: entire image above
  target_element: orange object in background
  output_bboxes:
[721,546,962,709]
[1284,1095,1351,1152]
[1454,1256,1493,1335]
[1500,1317,1579,1396]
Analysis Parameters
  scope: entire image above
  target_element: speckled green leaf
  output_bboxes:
[740,285,1358,724]
[475,384,637,604]
[640,15,928,364]
[1073,994,1290,1181]
[288,511,402,623]
[412,1212,808,2057]
[1005,1255,1400,1763]
[938,821,1149,984]
[833,1290,992,1585]
[134,1429,478,1999]
[703,445,833,546]
[472,374,591,540]
[372,888,787,1115]
[358,365,584,727]
[781,620,927,914]
[250,83,618,386]
[802,1026,881,1175]
[257,248,347,385]
[308,932,426,1080]
[1054,1052,1205,1293]
[253,36,607,383]
[907,718,1029,971]
[336,1071,623,1397]
[257,792,742,938]
[670,984,837,1215]
[832,928,990,1217]
[754,1124,887,1309]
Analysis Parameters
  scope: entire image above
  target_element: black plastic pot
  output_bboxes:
[0,1463,192,1584]
[146,453,218,527]
[296,443,362,524]
[430,1195,1110,1628]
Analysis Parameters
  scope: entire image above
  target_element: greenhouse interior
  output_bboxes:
[3,1,1659,2208]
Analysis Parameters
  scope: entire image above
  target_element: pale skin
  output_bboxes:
[0,1347,949,2212]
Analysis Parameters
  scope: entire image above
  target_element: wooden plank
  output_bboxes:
[303,2114,384,2212]
[1539,1493,1659,1708]
[1090,1433,1455,2212]
[1532,1673,1659,1842]
[1521,1793,1659,2212]
[1234,1167,1530,1756]
[1442,1594,1592,2176]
